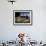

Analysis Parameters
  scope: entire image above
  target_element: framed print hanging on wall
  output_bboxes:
[13,10,32,25]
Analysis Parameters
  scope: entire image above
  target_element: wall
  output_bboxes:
[0,0,46,42]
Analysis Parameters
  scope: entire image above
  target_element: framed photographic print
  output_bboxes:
[13,10,32,25]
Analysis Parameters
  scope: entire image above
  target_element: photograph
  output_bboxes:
[13,10,32,25]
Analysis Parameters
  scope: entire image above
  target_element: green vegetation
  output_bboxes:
[15,16,30,23]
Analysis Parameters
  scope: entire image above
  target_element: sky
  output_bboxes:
[20,12,31,17]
